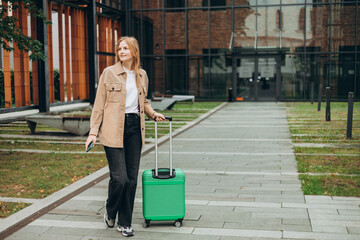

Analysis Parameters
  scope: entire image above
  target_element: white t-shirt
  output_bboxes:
[123,66,139,113]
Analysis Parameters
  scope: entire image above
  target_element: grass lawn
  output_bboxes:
[294,147,360,155]
[286,102,360,197]
[0,202,31,218]
[292,135,360,143]
[0,152,107,199]
[296,155,360,174]
[300,175,360,197]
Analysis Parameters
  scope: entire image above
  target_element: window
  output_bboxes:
[202,0,227,10]
[298,8,305,31]
[276,9,283,31]
[165,0,185,8]
[166,50,186,95]
[343,0,357,7]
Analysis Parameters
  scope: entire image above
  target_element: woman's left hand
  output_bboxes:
[154,112,166,122]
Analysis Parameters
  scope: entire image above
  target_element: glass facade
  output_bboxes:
[129,0,359,101]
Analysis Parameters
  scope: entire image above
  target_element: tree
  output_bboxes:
[0,0,51,62]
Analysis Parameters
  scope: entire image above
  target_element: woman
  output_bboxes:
[85,36,165,237]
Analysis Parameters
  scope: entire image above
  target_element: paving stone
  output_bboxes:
[282,218,311,226]
[251,212,309,220]
[223,222,282,232]
[263,176,299,181]
[225,218,282,226]
[125,231,220,240]
[39,213,68,221]
[6,233,84,240]
[332,196,360,202]
[220,237,302,240]
[305,196,360,205]
[254,198,305,204]
[43,227,126,238]
[283,231,360,240]
[309,213,360,221]
[347,227,360,234]
[215,188,243,194]
[186,192,239,199]
[279,191,304,195]
[11,225,51,234]
[283,203,360,210]
[310,219,360,228]
[312,225,348,233]
[63,215,104,222]
[238,190,283,195]
[193,227,282,238]
[80,236,120,240]
[212,201,280,209]
[187,194,246,202]
[307,208,338,215]
[48,208,100,216]
[78,188,107,196]
[58,201,104,212]
[338,209,360,215]
[199,212,251,222]
[279,224,312,232]
[200,183,242,190]
[184,219,224,228]
[224,221,311,232]
[234,207,306,214]
[241,179,280,184]
[193,205,235,213]
[238,193,297,198]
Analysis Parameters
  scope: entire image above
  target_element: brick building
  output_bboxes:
[0,0,359,113]
[129,0,359,101]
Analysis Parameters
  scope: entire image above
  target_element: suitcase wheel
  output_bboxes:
[175,220,182,228]
[143,220,150,228]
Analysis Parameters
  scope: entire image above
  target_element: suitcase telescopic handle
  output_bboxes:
[154,116,172,122]
[154,116,173,178]
[164,116,172,121]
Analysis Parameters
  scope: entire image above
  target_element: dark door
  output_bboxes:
[234,55,280,101]
[257,57,278,101]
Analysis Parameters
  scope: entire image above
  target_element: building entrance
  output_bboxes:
[233,55,281,101]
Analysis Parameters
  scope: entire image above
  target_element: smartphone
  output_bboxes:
[86,141,94,152]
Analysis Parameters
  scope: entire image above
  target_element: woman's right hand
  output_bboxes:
[85,135,97,151]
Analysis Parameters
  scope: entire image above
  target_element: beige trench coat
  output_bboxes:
[89,62,156,148]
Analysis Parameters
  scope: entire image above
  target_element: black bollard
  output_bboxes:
[347,92,354,139]
[326,87,331,121]
[228,88,233,102]
[317,83,322,111]
[311,82,314,105]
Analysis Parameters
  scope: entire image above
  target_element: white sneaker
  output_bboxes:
[117,226,135,237]
[103,212,115,228]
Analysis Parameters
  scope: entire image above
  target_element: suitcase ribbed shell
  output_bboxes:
[142,168,185,221]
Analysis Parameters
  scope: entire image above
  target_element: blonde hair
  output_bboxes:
[116,36,141,76]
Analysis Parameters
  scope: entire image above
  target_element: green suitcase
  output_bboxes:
[142,117,185,228]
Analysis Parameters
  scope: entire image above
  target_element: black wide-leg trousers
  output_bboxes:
[104,113,142,227]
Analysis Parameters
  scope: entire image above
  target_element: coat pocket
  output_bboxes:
[106,83,122,102]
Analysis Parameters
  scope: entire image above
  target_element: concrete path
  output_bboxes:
[4,102,360,240]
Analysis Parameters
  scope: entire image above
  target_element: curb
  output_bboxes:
[0,102,228,239]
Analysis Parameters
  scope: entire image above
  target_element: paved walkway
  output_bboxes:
[4,102,360,240]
